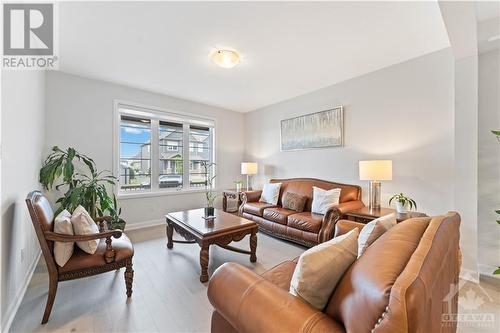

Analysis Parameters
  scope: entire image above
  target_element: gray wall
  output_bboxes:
[1,70,46,329]
[478,49,500,276]
[45,72,245,227]
[245,49,455,214]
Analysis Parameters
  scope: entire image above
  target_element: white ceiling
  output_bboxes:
[59,1,450,112]
[475,0,500,22]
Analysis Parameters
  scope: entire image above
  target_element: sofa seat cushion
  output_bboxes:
[242,202,277,217]
[262,260,297,290]
[288,212,324,233]
[263,207,296,225]
[59,234,134,273]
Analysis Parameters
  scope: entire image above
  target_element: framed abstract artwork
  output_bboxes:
[280,106,344,151]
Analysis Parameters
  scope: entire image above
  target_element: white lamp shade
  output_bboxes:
[241,162,258,175]
[359,160,393,181]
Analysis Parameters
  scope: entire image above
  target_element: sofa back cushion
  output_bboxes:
[324,213,460,332]
[270,178,361,212]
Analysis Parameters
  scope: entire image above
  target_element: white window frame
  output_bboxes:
[113,100,216,199]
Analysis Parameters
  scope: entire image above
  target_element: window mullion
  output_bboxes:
[151,119,160,190]
[182,123,190,189]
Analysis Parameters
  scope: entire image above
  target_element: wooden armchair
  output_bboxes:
[26,191,134,324]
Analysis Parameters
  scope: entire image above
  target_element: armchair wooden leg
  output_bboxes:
[125,259,134,298]
[42,277,58,324]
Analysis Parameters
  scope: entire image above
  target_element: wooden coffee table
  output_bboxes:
[165,208,258,282]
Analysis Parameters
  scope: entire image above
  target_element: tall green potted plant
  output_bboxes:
[39,146,125,230]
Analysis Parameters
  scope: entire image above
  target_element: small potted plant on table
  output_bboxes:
[389,193,417,214]
[202,161,217,218]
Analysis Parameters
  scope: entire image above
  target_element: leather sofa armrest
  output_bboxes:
[238,190,263,215]
[207,262,341,333]
[334,219,366,237]
[318,200,365,243]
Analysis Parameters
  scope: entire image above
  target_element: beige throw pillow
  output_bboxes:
[289,229,359,310]
[259,182,282,205]
[71,205,99,254]
[311,186,341,214]
[54,209,74,267]
[357,213,397,257]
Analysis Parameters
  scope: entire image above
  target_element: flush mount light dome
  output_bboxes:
[210,49,240,69]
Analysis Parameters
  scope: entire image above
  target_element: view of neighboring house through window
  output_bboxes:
[116,103,215,194]
[189,125,213,188]
[120,116,152,191]
[159,121,184,189]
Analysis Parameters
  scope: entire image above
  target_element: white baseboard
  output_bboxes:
[460,267,480,283]
[1,250,42,333]
[124,218,164,232]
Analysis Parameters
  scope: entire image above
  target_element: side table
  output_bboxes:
[344,206,426,224]
[222,189,242,213]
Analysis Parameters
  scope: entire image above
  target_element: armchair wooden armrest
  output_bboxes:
[44,230,122,242]
[44,230,122,263]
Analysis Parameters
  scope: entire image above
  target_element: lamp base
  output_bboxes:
[368,181,381,210]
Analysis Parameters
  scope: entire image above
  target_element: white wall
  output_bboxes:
[1,70,46,330]
[45,71,245,227]
[478,49,500,276]
[245,49,455,216]
[454,55,479,280]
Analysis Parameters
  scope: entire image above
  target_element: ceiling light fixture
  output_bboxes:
[210,49,240,69]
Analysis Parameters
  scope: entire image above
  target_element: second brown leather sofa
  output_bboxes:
[208,212,461,333]
[239,178,364,246]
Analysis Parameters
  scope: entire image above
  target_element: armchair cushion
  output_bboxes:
[53,209,74,267]
[242,202,276,217]
[58,233,134,273]
[71,205,99,254]
[261,259,298,290]
[288,212,323,233]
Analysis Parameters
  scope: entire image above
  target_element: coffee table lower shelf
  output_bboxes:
[165,213,258,283]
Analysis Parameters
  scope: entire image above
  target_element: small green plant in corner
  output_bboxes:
[39,146,125,230]
[389,193,417,214]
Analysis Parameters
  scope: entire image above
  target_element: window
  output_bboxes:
[115,102,215,195]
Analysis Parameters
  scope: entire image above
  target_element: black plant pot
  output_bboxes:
[204,207,215,217]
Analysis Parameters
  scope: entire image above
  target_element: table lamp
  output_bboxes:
[241,162,258,191]
[359,160,392,210]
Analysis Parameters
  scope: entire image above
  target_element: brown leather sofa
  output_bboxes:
[208,212,461,333]
[239,178,364,247]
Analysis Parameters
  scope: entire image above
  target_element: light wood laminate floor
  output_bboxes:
[9,226,500,333]
[10,226,305,333]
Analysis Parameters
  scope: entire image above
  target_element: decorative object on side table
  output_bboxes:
[201,161,217,218]
[389,192,417,213]
[280,106,344,150]
[359,160,392,210]
[234,180,243,192]
[39,146,126,230]
[344,206,426,224]
[241,162,258,190]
